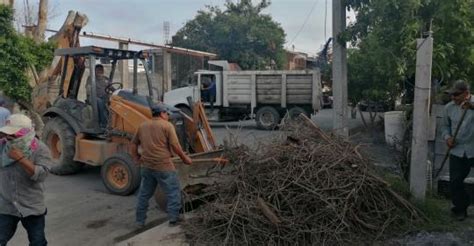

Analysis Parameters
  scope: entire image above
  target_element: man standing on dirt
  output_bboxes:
[86,64,110,128]
[131,105,192,228]
[442,80,474,221]
[0,114,52,245]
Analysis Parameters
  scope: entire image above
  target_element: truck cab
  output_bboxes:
[164,70,224,118]
[164,60,322,129]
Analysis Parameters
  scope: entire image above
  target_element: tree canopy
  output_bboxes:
[345,0,474,105]
[171,0,286,70]
[0,5,54,102]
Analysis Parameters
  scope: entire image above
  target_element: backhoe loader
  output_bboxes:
[41,46,222,196]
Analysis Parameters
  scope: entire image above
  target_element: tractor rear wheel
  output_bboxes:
[101,153,141,196]
[42,117,82,175]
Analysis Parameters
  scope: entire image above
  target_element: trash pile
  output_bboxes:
[185,115,424,245]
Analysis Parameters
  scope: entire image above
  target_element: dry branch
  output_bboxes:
[256,197,281,225]
[185,116,424,245]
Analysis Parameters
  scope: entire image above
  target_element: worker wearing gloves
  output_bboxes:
[0,114,53,246]
[131,105,192,228]
[441,80,474,221]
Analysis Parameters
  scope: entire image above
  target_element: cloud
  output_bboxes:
[46,0,332,55]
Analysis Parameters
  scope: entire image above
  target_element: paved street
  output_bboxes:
[211,108,377,145]
[8,109,379,246]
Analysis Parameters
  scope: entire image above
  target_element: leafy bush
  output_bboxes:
[0,5,55,102]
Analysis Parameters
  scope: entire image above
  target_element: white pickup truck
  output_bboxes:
[164,61,322,130]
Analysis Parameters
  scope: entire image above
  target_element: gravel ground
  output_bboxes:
[352,128,474,246]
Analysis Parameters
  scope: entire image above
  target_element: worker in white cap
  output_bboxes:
[0,114,53,246]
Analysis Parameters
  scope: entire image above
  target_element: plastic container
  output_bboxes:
[384,111,405,150]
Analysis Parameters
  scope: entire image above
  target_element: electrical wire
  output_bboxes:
[289,0,320,47]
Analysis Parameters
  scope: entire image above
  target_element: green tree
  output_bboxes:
[345,0,474,105]
[172,0,286,70]
[0,5,55,102]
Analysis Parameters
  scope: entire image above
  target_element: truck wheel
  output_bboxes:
[42,118,82,175]
[101,153,141,196]
[288,106,309,120]
[256,106,280,130]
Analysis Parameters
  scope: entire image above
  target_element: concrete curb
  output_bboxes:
[115,222,188,246]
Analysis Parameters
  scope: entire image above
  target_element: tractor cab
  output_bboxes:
[41,46,186,195]
[46,46,157,135]
[42,46,218,196]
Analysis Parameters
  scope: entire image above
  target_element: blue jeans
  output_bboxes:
[0,212,47,246]
[136,168,181,224]
[97,97,108,128]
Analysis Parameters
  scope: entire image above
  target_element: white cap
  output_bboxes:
[0,114,33,135]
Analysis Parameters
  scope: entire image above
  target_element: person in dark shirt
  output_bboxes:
[201,77,216,109]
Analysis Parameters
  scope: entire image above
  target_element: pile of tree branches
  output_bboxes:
[185,115,424,245]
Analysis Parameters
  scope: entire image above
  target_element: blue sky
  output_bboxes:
[17,0,347,56]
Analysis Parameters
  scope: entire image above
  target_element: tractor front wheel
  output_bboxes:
[101,153,141,196]
[42,118,82,175]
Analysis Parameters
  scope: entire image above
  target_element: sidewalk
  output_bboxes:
[115,222,187,246]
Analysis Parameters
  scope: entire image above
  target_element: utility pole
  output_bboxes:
[118,42,130,89]
[324,0,328,41]
[409,36,433,201]
[163,51,172,94]
[332,0,349,137]
[34,0,48,43]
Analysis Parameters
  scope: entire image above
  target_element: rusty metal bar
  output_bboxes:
[40,28,217,58]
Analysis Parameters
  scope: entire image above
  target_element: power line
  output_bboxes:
[289,0,320,46]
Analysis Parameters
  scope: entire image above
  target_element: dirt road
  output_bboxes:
[8,166,164,246]
[8,109,375,245]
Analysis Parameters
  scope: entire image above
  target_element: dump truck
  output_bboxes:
[41,46,223,197]
[163,60,322,130]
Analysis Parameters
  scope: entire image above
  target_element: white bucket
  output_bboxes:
[384,111,405,150]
